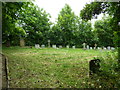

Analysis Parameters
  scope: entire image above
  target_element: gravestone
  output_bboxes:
[107,46,111,50]
[48,40,50,47]
[41,45,45,48]
[94,44,97,49]
[83,43,86,49]
[104,47,107,50]
[97,47,100,50]
[59,45,62,48]
[89,59,101,75]
[72,46,75,49]
[90,47,92,49]
[20,38,25,47]
[52,45,56,49]
[35,44,40,48]
[87,45,89,50]
[66,45,69,48]
[111,47,115,50]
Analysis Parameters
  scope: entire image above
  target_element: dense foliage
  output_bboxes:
[2,2,116,48]
[80,1,120,64]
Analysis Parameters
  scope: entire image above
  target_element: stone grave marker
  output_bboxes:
[20,38,25,47]
[48,40,51,47]
[72,46,75,49]
[66,45,69,48]
[107,46,111,50]
[89,59,101,75]
[35,44,40,49]
[90,47,92,49]
[104,47,107,50]
[41,45,45,48]
[59,45,62,48]
[83,43,86,49]
[87,45,89,50]
[52,45,56,49]
[97,47,100,50]
[94,44,97,49]
[111,47,115,50]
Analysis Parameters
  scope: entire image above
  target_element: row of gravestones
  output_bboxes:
[35,44,75,49]
[35,44,115,50]
[82,43,115,50]
[85,45,115,50]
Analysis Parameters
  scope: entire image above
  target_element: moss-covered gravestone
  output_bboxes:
[89,59,101,75]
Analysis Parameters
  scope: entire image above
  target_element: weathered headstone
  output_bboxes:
[87,45,89,50]
[83,43,86,49]
[35,44,40,48]
[59,45,62,48]
[52,45,56,49]
[97,47,100,50]
[48,40,50,47]
[72,46,75,49]
[111,47,115,50]
[90,47,92,49]
[104,47,106,50]
[20,38,25,47]
[107,46,111,50]
[66,45,69,48]
[94,43,97,49]
[41,45,45,48]
[89,59,101,75]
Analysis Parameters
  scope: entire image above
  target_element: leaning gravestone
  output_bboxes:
[66,45,69,49]
[41,45,45,48]
[52,45,56,49]
[59,45,62,48]
[35,44,40,48]
[87,45,89,50]
[72,46,75,49]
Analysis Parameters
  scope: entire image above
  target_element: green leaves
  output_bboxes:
[94,16,114,46]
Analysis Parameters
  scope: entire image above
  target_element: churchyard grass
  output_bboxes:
[2,47,119,88]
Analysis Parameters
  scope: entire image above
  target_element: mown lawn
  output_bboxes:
[2,47,119,88]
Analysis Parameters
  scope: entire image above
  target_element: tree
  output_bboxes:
[80,1,120,65]
[94,16,114,47]
[2,1,51,46]
[19,2,51,46]
[57,4,78,46]
[2,2,26,46]
[75,17,94,47]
